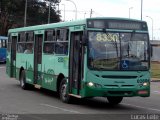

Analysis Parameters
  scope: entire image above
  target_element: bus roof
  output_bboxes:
[87,17,145,22]
[0,36,8,40]
[8,19,87,33]
[8,17,146,33]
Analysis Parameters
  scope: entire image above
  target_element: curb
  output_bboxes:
[151,78,160,82]
[151,80,160,82]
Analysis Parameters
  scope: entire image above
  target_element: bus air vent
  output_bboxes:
[122,85,134,87]
[104,85,119,88]
[102,75,137,79]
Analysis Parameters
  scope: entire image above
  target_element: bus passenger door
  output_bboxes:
[10,35,17,78]
[69,31,84,95]
[34,33,43,86]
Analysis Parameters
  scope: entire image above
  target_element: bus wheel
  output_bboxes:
[107,97,123,105]
[20,70,28,90]
[59,79,71,103]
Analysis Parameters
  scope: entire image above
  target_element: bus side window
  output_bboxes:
[43,30,55,54]
[44,43,54,54]
[17,43,25,53]
[17,32,34,53]
[17,32,26,53]
[0,40,1,48]
[56,29,68,41]
[26,32,34,42]
[57,29,61,40]
[2,40,4,48]
[24,43,33,54]
[5,40,7,48]
[45,30,56,41]
[24,32,34,54]
[55,28,69,55]
[55,42,68,54]
[0,39,5,48]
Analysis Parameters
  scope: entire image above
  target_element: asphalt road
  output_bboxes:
[0,64,160,120]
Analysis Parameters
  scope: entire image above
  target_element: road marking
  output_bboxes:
[152,91,160,94]
[122,103,160,112]
[0,66,5,69]
[40,103,80,113]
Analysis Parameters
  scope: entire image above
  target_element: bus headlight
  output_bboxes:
[87,82,102,88]
[143,82,148,86]
[88,82,94,87]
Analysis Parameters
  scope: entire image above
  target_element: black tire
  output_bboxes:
[20,70,29,90]
[59,79,72,103]
[107,96,123,105]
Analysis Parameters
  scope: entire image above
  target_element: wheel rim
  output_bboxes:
[61,83,67,100]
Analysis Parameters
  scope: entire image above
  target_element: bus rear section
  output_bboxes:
[0,36,7,63]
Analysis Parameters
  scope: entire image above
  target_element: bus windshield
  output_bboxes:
[88,31,149,71]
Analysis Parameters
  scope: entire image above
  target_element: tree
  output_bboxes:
[0,0,61,36]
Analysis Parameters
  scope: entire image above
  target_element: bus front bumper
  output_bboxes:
[82,84,150,98]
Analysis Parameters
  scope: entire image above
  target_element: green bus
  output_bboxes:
[6,17,151,105]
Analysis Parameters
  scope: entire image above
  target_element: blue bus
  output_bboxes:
[0,36,8,63]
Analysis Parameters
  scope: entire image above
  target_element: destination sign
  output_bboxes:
[108,21,142,30]
[87,19,148,30]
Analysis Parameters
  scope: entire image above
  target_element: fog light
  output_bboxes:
[88,82,94,87]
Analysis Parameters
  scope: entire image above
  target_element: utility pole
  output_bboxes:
[141,0,143,20]
[48,0,51,24]
[62,4,65,21]
[146,16,154,40]
[24,0,27,26]
[90,9,93,18]
[84,12,86,18]
[129,7,133,18]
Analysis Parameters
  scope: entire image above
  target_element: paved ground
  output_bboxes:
[0,64,160,120]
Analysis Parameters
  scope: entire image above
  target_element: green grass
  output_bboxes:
[151,62,160,78]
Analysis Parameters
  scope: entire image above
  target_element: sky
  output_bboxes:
[58,0,160,40]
